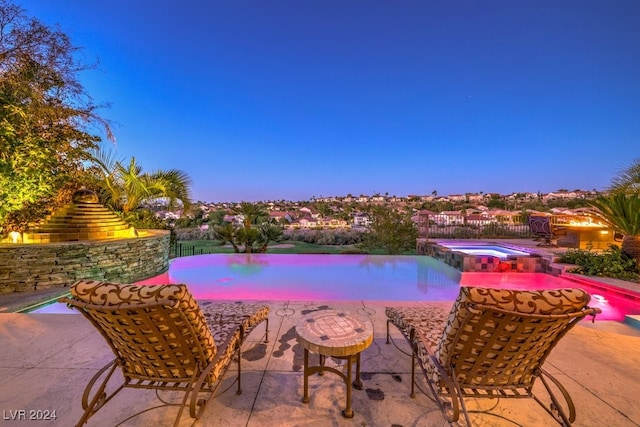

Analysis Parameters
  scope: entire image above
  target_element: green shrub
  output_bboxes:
[283,229,365,245]
[339,248,369,254]
[121,210,167,230]
[450,226,479,238]
[556,245,640,282]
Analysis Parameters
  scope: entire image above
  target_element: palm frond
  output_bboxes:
[608,158,640,194]
[87,145,123,177]
[589,194,640,236]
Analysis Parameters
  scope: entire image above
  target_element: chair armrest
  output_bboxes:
[58,296,179,311]
[415,328,438,358]
[466,301,601,319]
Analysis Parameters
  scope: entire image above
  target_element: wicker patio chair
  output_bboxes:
[386,287,600,426]
[59,280,269,427]
[528,215,567,246]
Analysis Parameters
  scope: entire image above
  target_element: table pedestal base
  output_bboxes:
[301,349,363,418]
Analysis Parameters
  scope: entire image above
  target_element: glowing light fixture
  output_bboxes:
[568,217,606,227]
[592,294,608,303]
[9,231,22,244]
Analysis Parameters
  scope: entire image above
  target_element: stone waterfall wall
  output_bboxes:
[0,230,170,293]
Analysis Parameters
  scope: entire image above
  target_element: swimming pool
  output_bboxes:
[32,254,640,321]
[437,243,531,259]
[139,254,464,301]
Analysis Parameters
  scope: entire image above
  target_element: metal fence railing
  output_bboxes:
[417,213,532,239]
[170,243,215,258]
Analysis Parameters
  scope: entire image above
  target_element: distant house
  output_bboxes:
[319,217,349,228]
[299,217,319,228]
[298,207,321,218]
[223,214,244,225]
[285,216,319,229]
[433,211,464,225]
[466,193,485,203]
[352,213,370,228]
[543,190,580,202]
[157,210,180,220]
[466,213,496,226]
[269,211,292,224]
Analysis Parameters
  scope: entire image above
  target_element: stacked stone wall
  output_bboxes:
[0,230,170,293]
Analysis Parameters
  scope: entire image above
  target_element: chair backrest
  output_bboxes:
[65,280,217,382]
[528,215,552,237]
[436,287,598,390]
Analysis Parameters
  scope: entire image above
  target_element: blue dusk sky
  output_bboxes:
[19,0,640,202]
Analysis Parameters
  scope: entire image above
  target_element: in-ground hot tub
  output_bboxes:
[417,240,548,273]
[436,243,531,259]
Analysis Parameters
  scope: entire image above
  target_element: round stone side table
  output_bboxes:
[295,310,374,418]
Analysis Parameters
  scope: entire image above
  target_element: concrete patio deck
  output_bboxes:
[1,299,639,427]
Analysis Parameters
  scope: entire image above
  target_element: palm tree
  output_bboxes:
[215,202,282,253]
[258,223,284,253]
[608,158,640,194]
[235,227,262,253]
[213,223,240,252]
[89,148,192,215]
[589,193,640,263]
[233,202,267,228]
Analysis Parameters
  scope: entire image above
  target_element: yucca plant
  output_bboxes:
[589,193,640,264]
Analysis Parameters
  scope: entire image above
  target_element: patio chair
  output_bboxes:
[59,280,269,427]
[386,287,600,426]
[528,215,567,246]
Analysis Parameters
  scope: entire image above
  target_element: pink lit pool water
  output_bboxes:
[134,254,640,321]
[138,254,464,302]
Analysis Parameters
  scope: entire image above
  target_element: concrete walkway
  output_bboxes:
[1,299,639,427]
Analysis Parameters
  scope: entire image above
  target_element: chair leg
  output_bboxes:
[410,349,416,398]
[534,368,576,426]
[77,359,124,426]
[175,370,202,427]
[450,367,473,427]
[418,356,462,424]
[386,319,391,344]
[237,325,245,395]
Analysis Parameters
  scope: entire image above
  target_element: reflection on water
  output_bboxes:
[227,254,269,277]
